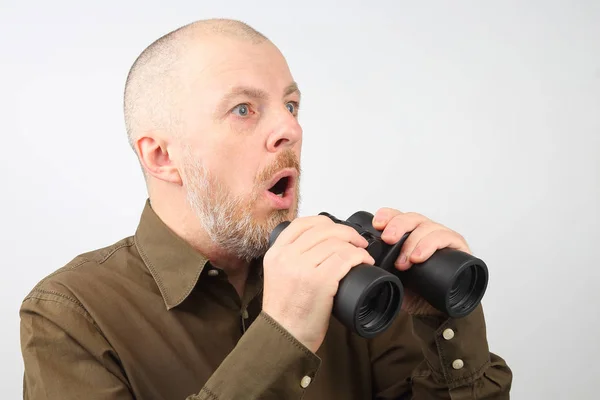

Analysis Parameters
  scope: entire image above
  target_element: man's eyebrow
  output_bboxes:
[284,82,301,99]
[220,86,269,104]
[221,82,301,101]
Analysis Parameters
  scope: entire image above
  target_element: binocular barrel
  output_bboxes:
[268,211,489,338]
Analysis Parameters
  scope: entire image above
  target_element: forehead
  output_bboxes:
[188,37,295,99]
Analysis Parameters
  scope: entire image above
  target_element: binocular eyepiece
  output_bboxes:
[268,211,489,339]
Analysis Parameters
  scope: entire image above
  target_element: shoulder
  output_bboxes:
[20,236,139,317]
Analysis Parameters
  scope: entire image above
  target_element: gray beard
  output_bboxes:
[190,197,272,262]
[183,157,292,262]
[179,141,301,262]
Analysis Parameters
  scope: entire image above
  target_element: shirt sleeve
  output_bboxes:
[20,290,134,400]
[193,312,322,399]
[368,305,513,399]
[20,290,321,400]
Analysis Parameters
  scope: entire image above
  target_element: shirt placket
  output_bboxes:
[240,267,263,334]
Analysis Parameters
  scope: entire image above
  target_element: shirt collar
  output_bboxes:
[134,199,209,310]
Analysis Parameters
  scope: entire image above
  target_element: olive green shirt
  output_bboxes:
[20,200,512,399]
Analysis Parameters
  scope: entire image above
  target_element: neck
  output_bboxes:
[148,191,251,298]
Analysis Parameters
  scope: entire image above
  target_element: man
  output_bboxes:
[20,19,512,399]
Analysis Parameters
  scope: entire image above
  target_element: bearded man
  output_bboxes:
[20,19,512,399]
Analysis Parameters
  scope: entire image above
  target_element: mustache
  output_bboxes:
[256,149,301,185]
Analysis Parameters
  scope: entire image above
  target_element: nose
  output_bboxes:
[265,108,303,152]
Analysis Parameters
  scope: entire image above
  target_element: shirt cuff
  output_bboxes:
[201,311,321,399]
[411,304,491,389]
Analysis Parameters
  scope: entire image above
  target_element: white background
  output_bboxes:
[2,1,599,399]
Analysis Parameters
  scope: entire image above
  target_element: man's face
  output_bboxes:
[177,37,303,261]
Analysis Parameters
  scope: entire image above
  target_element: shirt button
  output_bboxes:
[442,328,455,340]
[300,376,312,388]
[452,359,464,370]
[207,269,219,277]
[242,309,249,319]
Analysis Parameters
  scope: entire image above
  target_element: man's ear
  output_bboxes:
[135,134,182,185]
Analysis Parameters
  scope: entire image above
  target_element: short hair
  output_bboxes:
[123,19,268,152]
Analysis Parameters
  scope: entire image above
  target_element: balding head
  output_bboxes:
[122,19,302,262]
[123,19,269,151]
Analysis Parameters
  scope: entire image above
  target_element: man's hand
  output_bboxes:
[262,215,375,353]
[371,207,472,316]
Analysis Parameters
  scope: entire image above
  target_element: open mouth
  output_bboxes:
[268,176,290,197]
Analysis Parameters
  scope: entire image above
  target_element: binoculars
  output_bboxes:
[268,211,489,339]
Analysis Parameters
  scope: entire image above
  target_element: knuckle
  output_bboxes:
[288,216,304,227]
[426,220,443,229]
[266,250,285,268]
[362,249,375,262]
[330,242,370,267]
[427,228,449,243]
[316,215,334,225]
[264,247,279,264]
[325,236,344,249]
[434,227,449,236]
[348,247,368,264]
[333,247,351,262]
[453,230,466,242]
[405,211,424,221]
[333,222,351,232]
[331,224,356,239]
[379,207,400,216]
[331,244,352,261]
[271,245,297,265]
[333,252,348,265]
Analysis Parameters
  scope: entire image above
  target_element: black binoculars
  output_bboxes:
[268,211,489,339]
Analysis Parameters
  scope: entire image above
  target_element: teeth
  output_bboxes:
[276,193,284,197]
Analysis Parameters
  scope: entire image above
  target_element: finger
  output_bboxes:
[304,238,375,268]
[394,223,444,270]
[371,207,403,231]
[292,223,369,254]
[408,229,471,266]
[396,227,467,271]
[380,212,430,245]
[315,245,376,283]
[271,215,334,247]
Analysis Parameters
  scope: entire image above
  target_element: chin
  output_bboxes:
[264,208,294,226]
[245,209,291,239]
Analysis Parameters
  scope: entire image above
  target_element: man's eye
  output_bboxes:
[232,104,250,117]
[286,101,299,115]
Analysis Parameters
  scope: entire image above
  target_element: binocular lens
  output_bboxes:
[448,264,486,315]
[356,281,399,334]
[332,265,403,338]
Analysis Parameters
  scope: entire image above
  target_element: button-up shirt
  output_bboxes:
[20,200,512,399]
